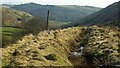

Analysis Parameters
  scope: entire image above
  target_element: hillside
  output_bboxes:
[2,26,120,67]
[73,1,120,27]
[1,7,69,47]
[2,7,33,27]
[1,7,34,47]
[10,3,101,23]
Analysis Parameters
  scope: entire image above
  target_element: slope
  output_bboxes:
[1,7,33,47]
[74,1,120,27]
[10,3,101,23]
[2,7,33,27]
[2,26,120,66]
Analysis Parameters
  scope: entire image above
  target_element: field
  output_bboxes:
[2,27,24,47]
[49,20,68,29]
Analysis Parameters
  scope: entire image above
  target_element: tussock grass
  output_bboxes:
[2,26,120,66]
[2,27,86,66]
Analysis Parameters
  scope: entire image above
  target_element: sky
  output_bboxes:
[0,0,119,8]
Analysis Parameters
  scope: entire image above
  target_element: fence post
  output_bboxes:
[46,10,49,30]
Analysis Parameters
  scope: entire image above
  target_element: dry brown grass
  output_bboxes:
[2,26,120,66]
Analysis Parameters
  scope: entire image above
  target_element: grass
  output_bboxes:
[2,26,120,66]
[48,20,68,30]
[1,20,68,47]
[2,27,24,47]
[2,27,22,33]
[0,57,1,68]
[2,27,84,66]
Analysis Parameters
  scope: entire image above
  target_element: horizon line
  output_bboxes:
[0,2,105,8]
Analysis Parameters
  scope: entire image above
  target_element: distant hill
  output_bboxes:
[73,1,120,27]
[2,4,15,7]
[9,3,101,23]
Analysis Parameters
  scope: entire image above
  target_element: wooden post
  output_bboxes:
[46,10,49,30]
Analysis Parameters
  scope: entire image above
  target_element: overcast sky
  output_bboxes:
[0,0,119,8]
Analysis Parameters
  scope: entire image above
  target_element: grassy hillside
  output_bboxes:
[1,7,34,47]
[48,20,68,30]
[2,26,120,66]
[11,3,101,23]
[1,7,70,47]
[2,27,24,47]
[2,27,85,66]
[2,7,33,27]
[72,1,120,28]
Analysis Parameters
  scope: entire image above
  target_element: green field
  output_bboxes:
[2,27,24,47]
[48,20,69,29]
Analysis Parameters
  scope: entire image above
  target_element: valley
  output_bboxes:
[1,1,120,67]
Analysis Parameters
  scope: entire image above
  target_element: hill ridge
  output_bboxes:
[73,1,120,28]
[10,3,101,23]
